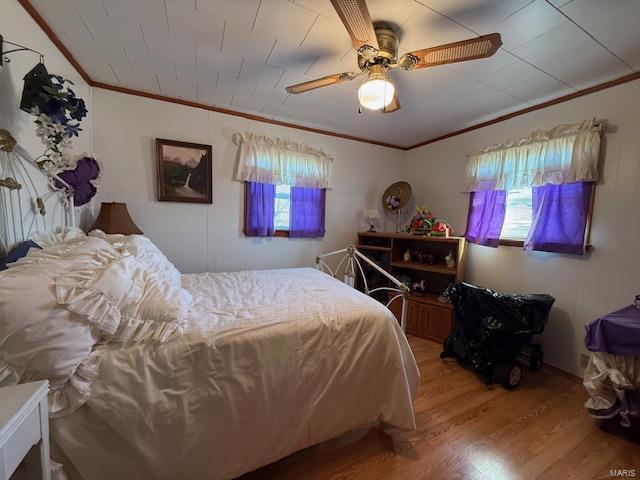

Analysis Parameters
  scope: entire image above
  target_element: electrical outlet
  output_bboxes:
[580,353,590,368]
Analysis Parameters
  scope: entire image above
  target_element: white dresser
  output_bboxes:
[0,381,49,480]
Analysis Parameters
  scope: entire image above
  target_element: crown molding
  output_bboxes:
[91,82,406,149]
[17,0,640,152]
[407,70,640,150]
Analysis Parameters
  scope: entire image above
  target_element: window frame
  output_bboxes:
[498,182,596,249]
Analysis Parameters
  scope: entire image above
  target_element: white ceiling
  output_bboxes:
[29,0,640,147]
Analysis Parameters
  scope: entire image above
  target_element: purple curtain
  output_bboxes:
[244,182,275,237]
[464,189,507,247]
[290,187,326,238]
[524,181,592,255]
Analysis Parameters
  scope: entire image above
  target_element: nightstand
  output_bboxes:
[0,381,50,480]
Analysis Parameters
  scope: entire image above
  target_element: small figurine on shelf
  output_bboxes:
[445,250,456,269]
[403,249,412,262]
[412,280,427,296]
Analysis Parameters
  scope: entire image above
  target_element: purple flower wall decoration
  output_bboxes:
[54,156,100,206]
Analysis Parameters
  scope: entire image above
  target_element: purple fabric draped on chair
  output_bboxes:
[290,187,326,238]
[244,182,275,237]
[464,189,507,247]
[524,181,592,254]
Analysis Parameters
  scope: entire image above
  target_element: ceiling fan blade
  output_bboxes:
[285,72,357,94]
[383,93,400,113]
[400,33,502,70]
[330,0,379,51]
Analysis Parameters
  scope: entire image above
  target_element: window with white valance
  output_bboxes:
[461,119,602,193]
[233,132,332,189]
[462,119,602,254]
[233,132,331,238]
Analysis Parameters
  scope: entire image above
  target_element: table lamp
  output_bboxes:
[91,202,143,234]
[364,209,381,232]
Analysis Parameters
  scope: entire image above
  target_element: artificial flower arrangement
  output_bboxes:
[28,74,100,206]
[404,204,454,236]
[406,205,435,235]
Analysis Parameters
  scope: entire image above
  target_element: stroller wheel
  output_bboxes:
[502,364,522,390]
[529,350,543,372]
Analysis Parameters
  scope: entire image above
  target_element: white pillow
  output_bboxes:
[0,237,119,417]
[90,231,181,286]
[32,226,87,248]
[56,240,192,344]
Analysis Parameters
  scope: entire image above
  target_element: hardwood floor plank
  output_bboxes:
[241,336,640,480]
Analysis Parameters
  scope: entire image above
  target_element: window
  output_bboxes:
[274,184,291,233]
[244,182,326,238]
[500,187,533,242]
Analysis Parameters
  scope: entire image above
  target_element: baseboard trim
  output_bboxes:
[541,362,583,385]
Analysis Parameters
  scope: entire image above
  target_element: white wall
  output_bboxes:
[0,1,92,160]
[406,79,640,376]
[92,88,407,273]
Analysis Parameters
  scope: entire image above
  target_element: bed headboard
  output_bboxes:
[0,129,74,252]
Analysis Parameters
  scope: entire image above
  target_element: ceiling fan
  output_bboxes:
[285,0,502,113]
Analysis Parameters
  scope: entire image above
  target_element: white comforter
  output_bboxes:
[51,268,419,480]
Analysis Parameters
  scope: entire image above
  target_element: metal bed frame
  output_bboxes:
[315,245,409,332]
[0,129,74,253]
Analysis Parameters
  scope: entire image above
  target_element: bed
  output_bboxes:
[50,265,419,480]
[0,131,420,480]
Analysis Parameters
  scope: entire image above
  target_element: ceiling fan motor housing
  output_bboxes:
[358,24,398,69]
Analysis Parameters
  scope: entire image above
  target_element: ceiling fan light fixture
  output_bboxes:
[358,76,395,111]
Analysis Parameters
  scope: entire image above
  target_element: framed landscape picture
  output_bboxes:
[156,138,212,203]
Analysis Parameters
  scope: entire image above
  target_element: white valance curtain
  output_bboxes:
[461,119,602,192]
[233,132,333,189]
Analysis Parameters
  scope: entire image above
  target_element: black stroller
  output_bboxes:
[441,281,555,389]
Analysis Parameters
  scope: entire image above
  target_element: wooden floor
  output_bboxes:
[241,336,639,480]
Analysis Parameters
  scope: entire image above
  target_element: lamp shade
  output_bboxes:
[366,209,380,219]
[91,202,143,235]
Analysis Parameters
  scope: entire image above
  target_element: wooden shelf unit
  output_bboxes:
[357,231,466,343]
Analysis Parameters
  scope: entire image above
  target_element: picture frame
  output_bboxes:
[156,138,212,204]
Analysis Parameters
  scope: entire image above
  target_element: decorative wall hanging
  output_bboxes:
[381,181,411,233]
[156,138,212,204]
[30,75,88,170]
[1,34,99,212]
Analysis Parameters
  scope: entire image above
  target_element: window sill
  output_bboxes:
[499,239,524,247]
[499,239,593,251]
[274,230,289,237]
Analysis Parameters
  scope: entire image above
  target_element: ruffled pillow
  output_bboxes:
[0,233,192,417]
[32,226,87,248]
[0,238,118,417]
[89,230,181,286]
[55,251,192,343]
